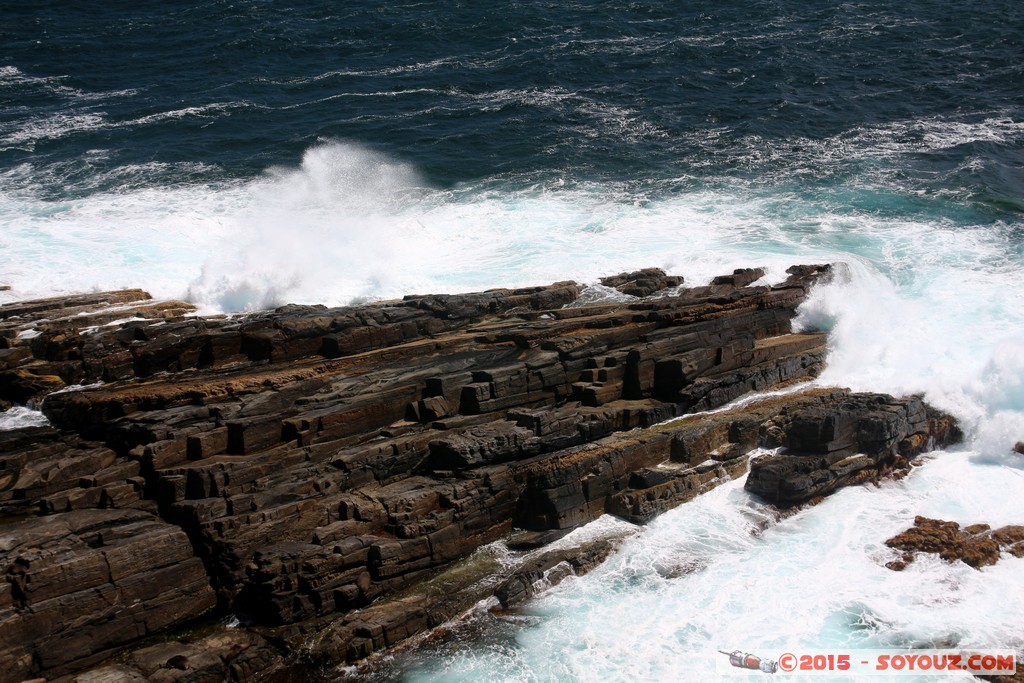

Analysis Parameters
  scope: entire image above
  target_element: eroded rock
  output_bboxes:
[745,394,960,505]
[0,264,960,679]
[884,516,1024,569]
[0,509,216,680]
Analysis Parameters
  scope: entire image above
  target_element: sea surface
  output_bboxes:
[2,1,1022,680]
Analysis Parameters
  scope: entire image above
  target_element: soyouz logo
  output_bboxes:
[717,649,1017,676]
[719,651,778,674]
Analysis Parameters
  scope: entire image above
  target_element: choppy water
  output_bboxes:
[2,0,1022,679]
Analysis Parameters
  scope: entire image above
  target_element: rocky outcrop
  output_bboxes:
[0,265,960,680]
[745,394,960,505]
[0,290,197,410]
[884,516,1024,570]
[599,267,686,297]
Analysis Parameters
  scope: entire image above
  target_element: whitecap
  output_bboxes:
[0,406,50,431]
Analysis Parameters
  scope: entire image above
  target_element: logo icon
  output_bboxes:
[720,650,779,674]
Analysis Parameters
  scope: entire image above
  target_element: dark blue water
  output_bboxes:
[3,0,1023,207]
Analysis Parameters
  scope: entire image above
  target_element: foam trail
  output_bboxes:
[399,457,1024,683]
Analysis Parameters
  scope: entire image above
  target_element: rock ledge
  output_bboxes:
[0,265,960,681]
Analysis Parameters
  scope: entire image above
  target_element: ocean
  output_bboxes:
[2,1,1022,680]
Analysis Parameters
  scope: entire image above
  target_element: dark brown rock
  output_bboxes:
[745,395,959,505]
[992,525,1024,558]
[884,516,1024,569]
[494,537,619,608]
[979,661,1024,683]
[0,368,66,406]
[599,268,684,297]
[0,264,960,680]
[711,267,766,288]
[0,509,216,681]
[884,552,916,571]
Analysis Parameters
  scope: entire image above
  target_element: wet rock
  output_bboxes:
[979,661,1024,683]
[992,525,1024,558]
[884,552,916,571]
[494,537,619,608]
[711,267,766,288]
[0,368,66,406]
[599,268,684,297]
[745,395,960,505]
[884,516,1024,569]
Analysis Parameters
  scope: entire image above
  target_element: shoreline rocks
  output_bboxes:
[885,516,1024,570]
[745,393,960,505]
[0,265,962,681]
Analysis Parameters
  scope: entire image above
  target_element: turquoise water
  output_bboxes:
[2,1,1022,679]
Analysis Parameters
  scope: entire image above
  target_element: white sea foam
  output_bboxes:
[458,86,669,141]
[723,115,1024,176]
[2,133,1022,678]
[0,103,260,151]
[0,65,81,96]
[795,258,1024,452]
[270,55,480,84]
[120,102,259,127]
[0,178,238,305]
[403,457,1024,682]
[0,112,108,148]
[0,65,147,151]
[0,406,50,431]
[177,143,857,311]
[2,142,1020,441]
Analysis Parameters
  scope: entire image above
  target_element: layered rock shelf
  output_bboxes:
[0,265,960,681]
